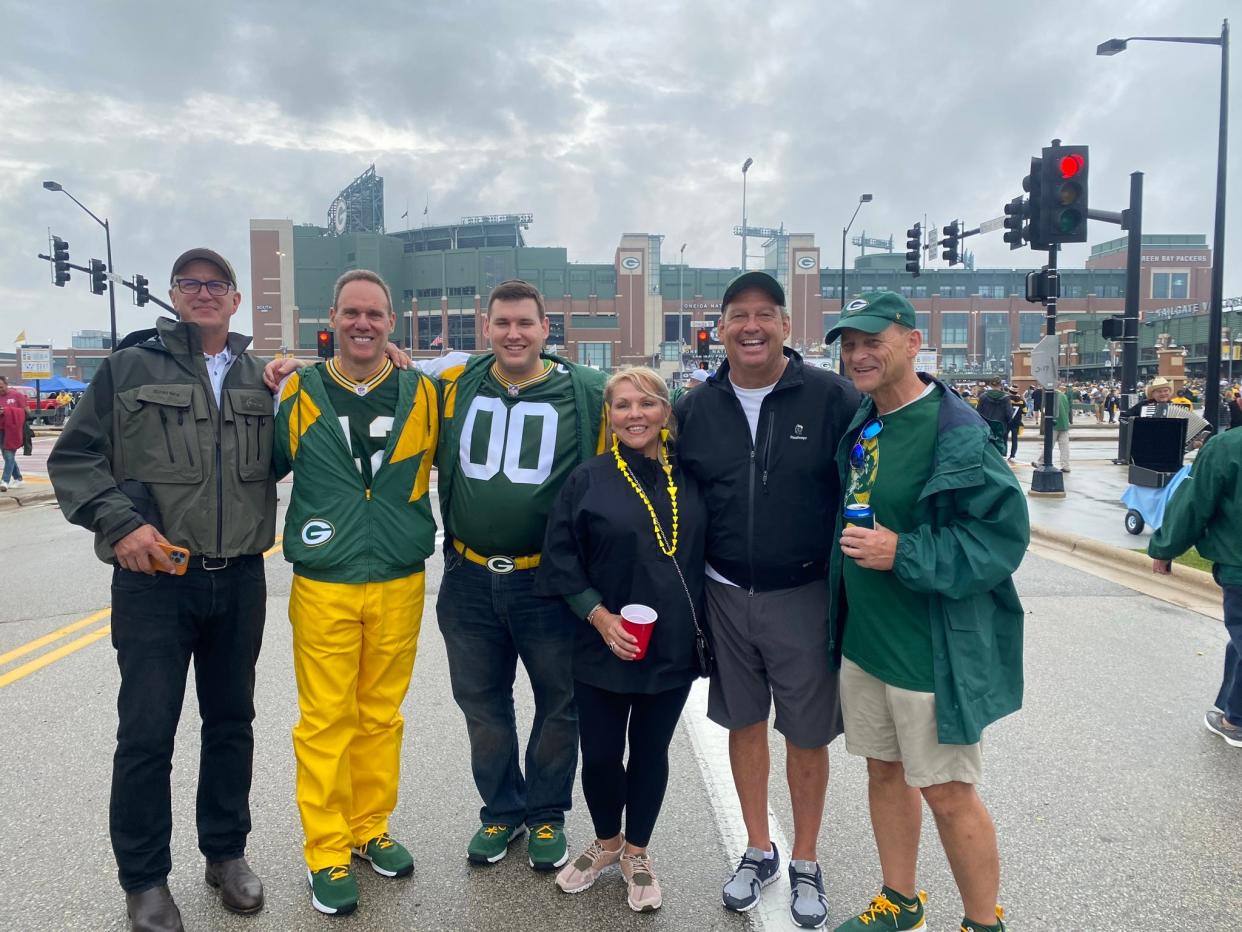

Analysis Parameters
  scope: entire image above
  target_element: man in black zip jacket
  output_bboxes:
[675,272,860,929]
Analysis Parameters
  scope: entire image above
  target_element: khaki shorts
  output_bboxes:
[839,658,983,788]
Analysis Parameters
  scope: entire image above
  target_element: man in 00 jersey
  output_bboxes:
[436,279,606,871]
[273,270,439,916]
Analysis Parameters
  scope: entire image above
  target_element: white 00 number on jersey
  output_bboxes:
[458,397,557,485]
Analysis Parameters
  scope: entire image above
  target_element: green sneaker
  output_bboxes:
[307,865,358,916]
[527,822,569,871]
[352,833,413,878]
[960,906,1006,932]
[467,822,527,864]
[833,888,927,930]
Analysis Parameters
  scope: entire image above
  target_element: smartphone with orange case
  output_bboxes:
[157,543,191,575]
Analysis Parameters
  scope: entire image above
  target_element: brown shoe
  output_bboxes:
[205,857,265,914]
[125,885,184,932]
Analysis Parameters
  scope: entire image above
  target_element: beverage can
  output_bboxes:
[844,503,874,530]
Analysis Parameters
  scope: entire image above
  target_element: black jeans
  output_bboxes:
[109,557,266,893]
[575,680,692,848]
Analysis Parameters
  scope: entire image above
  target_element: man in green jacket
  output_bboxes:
[1030,382,1071,472]
[49,248,275,932]
[273,270,440,915]
[435,279,606,871]
[824,292,1028,932]
[1149,428,1242,748]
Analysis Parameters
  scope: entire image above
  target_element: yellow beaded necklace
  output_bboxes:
[612,430,679,556]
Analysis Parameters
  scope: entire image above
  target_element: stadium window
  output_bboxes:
[940,312,968,344]
[1151,271,1189,300]
[1019,314,1043,344]
[914,286,927,298]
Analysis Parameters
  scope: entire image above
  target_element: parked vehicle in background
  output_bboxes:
[15,386,61,423]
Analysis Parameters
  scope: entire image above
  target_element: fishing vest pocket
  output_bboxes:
[225,388,274,481]
[117,383,205,484]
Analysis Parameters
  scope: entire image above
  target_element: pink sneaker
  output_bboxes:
[621,852,662,912]
[555,838,623,893]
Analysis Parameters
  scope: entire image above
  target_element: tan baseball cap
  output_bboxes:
[170,248,238,288]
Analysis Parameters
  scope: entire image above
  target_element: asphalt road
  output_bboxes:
[0,494,1236,931]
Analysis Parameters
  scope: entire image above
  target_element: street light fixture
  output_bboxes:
[1097,18,1229,431]
[840,194,874,310]
[43,180,118,352]
[741,159,753,271]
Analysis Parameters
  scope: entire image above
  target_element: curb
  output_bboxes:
[0,489,58,512]
[1029,522,1218,609]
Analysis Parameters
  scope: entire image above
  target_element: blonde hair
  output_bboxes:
[605,366,676,447]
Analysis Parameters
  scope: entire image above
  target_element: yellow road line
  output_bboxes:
[0,608,111,668]
[0,538,285,690]
[0,625,112,688]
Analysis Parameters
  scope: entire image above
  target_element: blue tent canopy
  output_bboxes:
[20,376,88,392]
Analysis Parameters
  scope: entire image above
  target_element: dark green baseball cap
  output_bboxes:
[825,291,917,343]
[721,270,785,312]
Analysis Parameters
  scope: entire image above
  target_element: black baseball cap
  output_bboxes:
[721,271,785,312]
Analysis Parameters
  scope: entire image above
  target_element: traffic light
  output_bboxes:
[52,236,70,286]
[904,223,922,276]
[88,258,108,296]
[696,328,710,357]
[1023,156,1046,249]
[317,329,335,359]
[1101,316,1124,340]
[1002,197,1025,250]
[133,274,150,307]
[1040,144,1089,243]
[941,221,961,266]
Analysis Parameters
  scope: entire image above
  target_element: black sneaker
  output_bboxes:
[1205,710,1242,747]
[721,842,780,912]
[789,859,829,929]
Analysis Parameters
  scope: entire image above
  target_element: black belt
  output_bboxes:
[188,554,257,572]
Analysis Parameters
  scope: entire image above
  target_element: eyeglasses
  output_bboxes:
[849,418,883,470]
[175,279,233,296]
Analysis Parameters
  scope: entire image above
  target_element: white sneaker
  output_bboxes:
[9,479,22,488]
[0,483,8,492]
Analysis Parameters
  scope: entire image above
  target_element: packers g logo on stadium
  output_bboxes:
[620,255,641,271]
[844,298,869,313]
[301,519,335,547]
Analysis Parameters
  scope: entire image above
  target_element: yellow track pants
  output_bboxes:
[288,571,424,871]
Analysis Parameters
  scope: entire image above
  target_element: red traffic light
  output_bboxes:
[1058,153,1085,178]
[317,331,330,345]
[697,329,709,341]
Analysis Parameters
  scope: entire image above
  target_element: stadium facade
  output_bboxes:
[247,168,1232,381]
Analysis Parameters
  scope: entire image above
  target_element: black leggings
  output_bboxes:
[575,679,692,848]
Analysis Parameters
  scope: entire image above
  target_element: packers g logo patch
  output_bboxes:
[844,299,869,313]
[301,519,335,547]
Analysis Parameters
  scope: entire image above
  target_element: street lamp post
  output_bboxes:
[1098,19,1229,431]
[840,194,873,310]
[43,180,117,351]
[678,242,687,371]
[741,159,753,271]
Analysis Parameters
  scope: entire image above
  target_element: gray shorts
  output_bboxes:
[705,577,843,748]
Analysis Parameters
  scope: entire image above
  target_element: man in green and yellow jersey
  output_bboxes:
[436,279,606,871]
[273,270,439,916]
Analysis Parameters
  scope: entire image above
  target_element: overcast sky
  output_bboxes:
[3,0,1237,347]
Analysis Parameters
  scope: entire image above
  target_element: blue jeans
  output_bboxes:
[1219,585,1242,724]
[2,448,22,483]
[437,549,578,827]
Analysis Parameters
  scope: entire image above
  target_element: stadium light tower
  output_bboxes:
[1097,18,1230,431]
[43,180,117,351]
[841,194,873,310]
[741,158,753,270]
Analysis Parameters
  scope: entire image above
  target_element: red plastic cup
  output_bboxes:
[620,604,658,660]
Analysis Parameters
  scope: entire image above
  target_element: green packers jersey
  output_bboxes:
[321,359,399,486]
[842,386,941,692]
[446,362,581,556]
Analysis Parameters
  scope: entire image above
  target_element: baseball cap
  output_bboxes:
[688,369,709,383]
[721,271,785,312]
[825,291,917,343]
[170,248,238,288]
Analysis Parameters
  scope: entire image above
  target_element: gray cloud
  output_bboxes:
[2,0,1236,346]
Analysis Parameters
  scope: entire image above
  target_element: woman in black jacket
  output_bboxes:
[535,366,706,913]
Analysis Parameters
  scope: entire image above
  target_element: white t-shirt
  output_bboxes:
[730,379,778,443]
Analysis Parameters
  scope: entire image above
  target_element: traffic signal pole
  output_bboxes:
[1031,246,1065,494]
[1120,172,1143,405]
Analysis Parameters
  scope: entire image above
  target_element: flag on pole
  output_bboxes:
[14,330,25,344]
[401,210,408,219]
[423,196,429,217]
